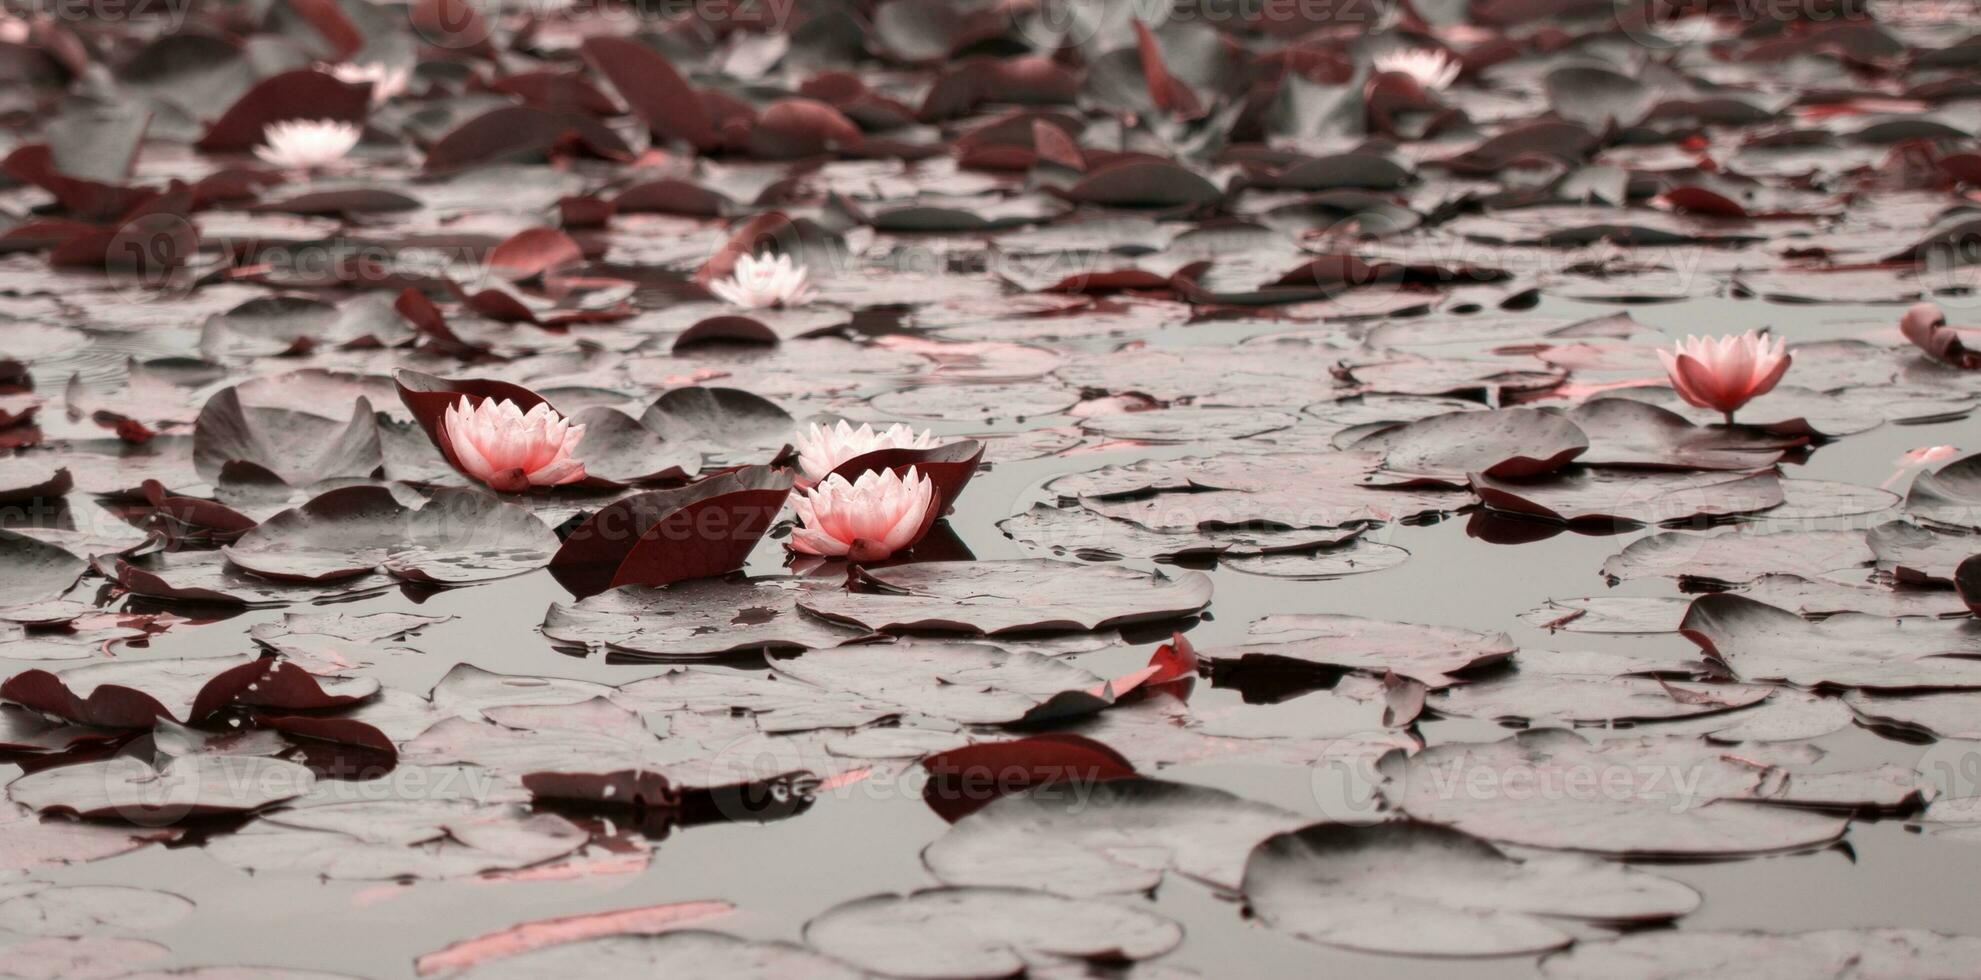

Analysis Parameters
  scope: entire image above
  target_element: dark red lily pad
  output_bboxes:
[548,466,792,598]
[2,654,377,728]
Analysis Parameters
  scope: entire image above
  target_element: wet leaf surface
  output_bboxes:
[797,560,1213,636]
[1242,821,1699,957]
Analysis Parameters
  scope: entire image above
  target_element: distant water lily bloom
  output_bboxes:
[1373,48,1461,90]
[709,252,817,309]
[790,466,935,561]
[254,119,361,171]
[795,421,939,485]
[330,62,410,105]
[1883,445,1961,489]
[443,397,587,492]
[1657,331,1791,424]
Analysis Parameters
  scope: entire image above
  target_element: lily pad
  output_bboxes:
[796,560,1212,635]
[802,887,1182,979]
[1242,821,1699,957]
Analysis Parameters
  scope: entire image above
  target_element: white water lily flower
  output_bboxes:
[709,252,817,309]
[330,62,411,105]
[253,119,362,170]
[790,466,936,561]
[1373,48,1462,91]
[795,421,939,485]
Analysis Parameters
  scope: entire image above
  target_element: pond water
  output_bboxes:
[10,290,1981,978]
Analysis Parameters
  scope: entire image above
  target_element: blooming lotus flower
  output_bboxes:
[1883,445,1961,489]
[790,466,935,561]
[442,397,587,492]
[795,421,939,485]
[0,14,29,43]
[329,62,410,105]
[254,119,361,171]
[709,252,817,309]
[1657,331,1791,424]
[1373,48,1461,90]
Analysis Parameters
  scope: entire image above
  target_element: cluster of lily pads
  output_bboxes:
[4,0,1981,974]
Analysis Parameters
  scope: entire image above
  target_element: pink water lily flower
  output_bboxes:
[790,466,935,561]
[795,421,939,485]
[1657,331,1791,424]
[442,397,587,492]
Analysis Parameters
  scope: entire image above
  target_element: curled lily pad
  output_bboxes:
[796,560,1212,635]
[224,486,559,585]
[1680,594,1981,690]
[1907,452,1981,531]
[548,466,793,598]
[193,387,381,489]
[1242,821,1699,957]
[2,655,376,729]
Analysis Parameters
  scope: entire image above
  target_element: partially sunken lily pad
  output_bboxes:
[1566,399,1797,471]
[802,887,1182,979]
[1242,821,1699,957]
[796,560,1212,635]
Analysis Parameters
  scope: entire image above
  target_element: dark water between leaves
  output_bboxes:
[13,293,1981,978]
